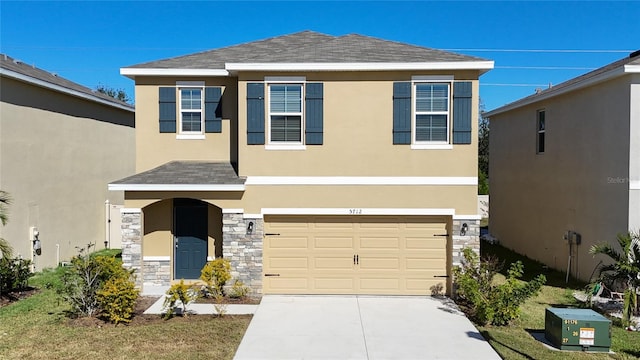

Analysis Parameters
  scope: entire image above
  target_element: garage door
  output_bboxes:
[263,215,449,295]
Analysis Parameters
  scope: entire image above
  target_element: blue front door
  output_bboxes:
[174,199,208,279]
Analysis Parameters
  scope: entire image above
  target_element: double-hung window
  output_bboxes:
[414,82,450,144]
[179,87,203,134]
[269,83,303,144]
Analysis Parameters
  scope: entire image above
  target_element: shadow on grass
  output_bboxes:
[481,242,587,289]
[480,329,536,360]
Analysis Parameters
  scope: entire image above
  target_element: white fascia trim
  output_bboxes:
[225,61,495,72]
[262,208,456,216]
[222,208,244,214]
[625,65,640,73]
[245,176,477,186]
[630,180,640,190]
[485,66,627,117]
[412,75,455,81]
[411,144,454,150]
[108,184,245,191]
[143,256,170,261]
[0,68,134,112]
[120,208,142,214]
[243,213,263,219]
[176,134,206,140]
[453,215,482,220]
[120,68,229,78]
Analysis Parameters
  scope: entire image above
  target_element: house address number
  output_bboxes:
[349,209,363,215]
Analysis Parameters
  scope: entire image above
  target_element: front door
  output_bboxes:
[174,199,208,279]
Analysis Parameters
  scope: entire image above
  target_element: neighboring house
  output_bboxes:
[0,54,135,270]
[485,51,640,281]
[110,31,493,295]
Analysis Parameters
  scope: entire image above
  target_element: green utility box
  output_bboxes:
[545,308,611,352]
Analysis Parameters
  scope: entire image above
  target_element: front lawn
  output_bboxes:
[477,243,640,359]
[0,266,251,359]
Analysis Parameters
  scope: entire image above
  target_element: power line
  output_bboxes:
[481,83,550,87]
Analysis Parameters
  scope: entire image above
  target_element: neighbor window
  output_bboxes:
[179,88,203,133]
[269,83,303,143]
[537,110,545,153]
[414,83,450,143]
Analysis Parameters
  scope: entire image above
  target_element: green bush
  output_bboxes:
[454,247,546,326]
[200,258,231,296]
[163,280,199,319]
[97,274,139,324]
[228,280,251,298]
[0,258,32,293]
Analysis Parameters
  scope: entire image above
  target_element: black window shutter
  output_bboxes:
[453,82,472,144]
[393,82,411,144]
[159,87,176,133]
[247,83,265,145]
[204,87,222,133]
[305,83,323,145]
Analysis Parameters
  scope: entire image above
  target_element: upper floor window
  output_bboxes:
[269,83,303,144]
[537,109,545,153]
[179,88,203,134]
[414,82,450,144]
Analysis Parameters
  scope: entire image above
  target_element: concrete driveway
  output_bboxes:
[234,295,501,360]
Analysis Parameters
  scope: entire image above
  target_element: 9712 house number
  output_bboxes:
[349,209,363,215]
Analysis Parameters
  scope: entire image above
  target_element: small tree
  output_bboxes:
[590,231,640,327]
[200,258,232,296]
[95,84,132,104]
[0,191,13,261]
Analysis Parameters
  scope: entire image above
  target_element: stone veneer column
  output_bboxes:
[222,213,263,295]
[121,208,142,289]
[452,218,480,268]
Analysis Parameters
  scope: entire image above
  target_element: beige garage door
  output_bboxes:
[263,215,449,295]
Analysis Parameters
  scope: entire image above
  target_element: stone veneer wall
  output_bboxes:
[452,218,480,268]
[142,259,171,287]
[121,209,142,289]
[222,213,263,295]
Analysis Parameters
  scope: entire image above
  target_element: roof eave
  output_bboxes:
[1,68,134,112]
[108,183,246,191]
[120,68,230,79]
[484,65,628,118]
[225,61,495,73]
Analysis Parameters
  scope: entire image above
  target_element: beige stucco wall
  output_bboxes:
[0,76,135,269]
[489,75,632,281]
[134,77,238,172]
[629,76,640,231]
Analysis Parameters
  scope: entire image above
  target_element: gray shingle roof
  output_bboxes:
[1,53,133,110]
[485,50,640,117]
[111,161,245,185]
[126,31,487,69]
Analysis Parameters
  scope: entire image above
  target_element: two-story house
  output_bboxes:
[110,31,493,296]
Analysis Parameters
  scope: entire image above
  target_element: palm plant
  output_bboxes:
[590,231,640,327]
[0,190,12,261]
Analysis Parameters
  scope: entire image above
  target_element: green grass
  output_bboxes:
[477,243,640,359]
[0,265,251,360]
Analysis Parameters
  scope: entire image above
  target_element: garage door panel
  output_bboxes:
[314,257,354,270]
[359,257,400,270]
[406,278,445,292]
[269,237,309,249]
[359,237,400,249]
[405,257,446,270]
[314,237,354,248]
[265,277,308,291]
[268,257,308,270]
[314,278,354,291]
[359,277,400,292]
[405,237,446,249]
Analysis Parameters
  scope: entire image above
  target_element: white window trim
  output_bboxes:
[412,80,453,146]
[178,84,205,137]
[267,77,306,146]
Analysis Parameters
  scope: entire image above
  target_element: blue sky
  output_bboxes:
[1,1,638,110]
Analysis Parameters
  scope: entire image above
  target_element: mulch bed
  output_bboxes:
[195,296,261,305]
[0,287,39,308]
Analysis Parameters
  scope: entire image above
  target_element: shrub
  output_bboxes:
[163,280,199,319]
[454,248,546,326]
[58,245,137,320]
[0,258,32,293]
[228,280,251,298]
[200,258,231,296]
[96,274,139,324]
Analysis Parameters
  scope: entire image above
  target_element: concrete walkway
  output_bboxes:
[143,295,258,315]
[234,295,501,360]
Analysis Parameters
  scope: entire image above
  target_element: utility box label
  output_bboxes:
[579,328,595,346]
